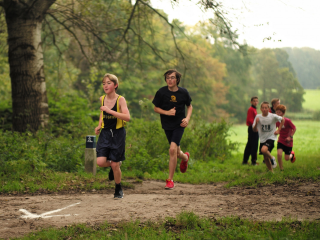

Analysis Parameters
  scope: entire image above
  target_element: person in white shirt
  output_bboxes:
[253,102,284,172]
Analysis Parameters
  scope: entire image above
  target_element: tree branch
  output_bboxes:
[139,0,186,66]
[111,0,139,52]
[44,17,62,56]
[47,12,92,64]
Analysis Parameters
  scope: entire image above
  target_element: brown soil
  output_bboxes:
[0,180,320,239]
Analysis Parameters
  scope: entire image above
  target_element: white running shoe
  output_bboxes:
[270,157,277,169]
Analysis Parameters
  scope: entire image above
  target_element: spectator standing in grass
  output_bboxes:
[275,104,296,171]
[270,98,280,113]
[242,96,259,165]
[95,73,130,199]
[253,102,284,172]
[152,69,192,190]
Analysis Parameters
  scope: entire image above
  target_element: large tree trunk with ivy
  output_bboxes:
[2,0,55,132]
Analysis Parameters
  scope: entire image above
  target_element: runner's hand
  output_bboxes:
[180,118,189,127]
[274,130,280,135]
[95,126,101,135]
[167,107,176,116]
[100,106,110,113]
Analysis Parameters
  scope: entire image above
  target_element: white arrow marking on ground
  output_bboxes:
[19,202,80,219]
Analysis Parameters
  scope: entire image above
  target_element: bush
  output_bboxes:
[183,118,237,162]
[0,128,86,177]
[0,99,12,131]
[122,117,237,174]
[312,110,320,121]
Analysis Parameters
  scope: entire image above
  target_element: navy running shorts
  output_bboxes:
[259,139,274,155]
[164,127,185,146]
[277,142,292,155]
[96,128,126,162]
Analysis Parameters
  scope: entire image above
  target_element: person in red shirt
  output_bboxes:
[275,104,296,171]
[243,96,259,165]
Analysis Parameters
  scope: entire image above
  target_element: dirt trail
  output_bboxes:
[1,180,320,239]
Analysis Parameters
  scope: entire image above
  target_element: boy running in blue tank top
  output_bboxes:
[95,73,130,199]
[152,69,193,189]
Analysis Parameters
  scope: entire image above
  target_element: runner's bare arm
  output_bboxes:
[95,97,103,135]
[274,118,285,135]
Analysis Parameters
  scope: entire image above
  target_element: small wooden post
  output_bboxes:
[85,135,97,175]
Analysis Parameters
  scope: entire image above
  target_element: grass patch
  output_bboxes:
[0,171,134,195]
[303,89,320,111]
[14,212,320,240]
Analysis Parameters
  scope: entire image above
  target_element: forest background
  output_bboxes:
[0,0,319,176]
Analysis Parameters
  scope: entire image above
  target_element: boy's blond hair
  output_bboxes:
[102,73,119,90]
[271,98,280,107]
[260,101,269,108]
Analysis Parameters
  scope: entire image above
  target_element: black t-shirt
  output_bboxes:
[152,86,192,130]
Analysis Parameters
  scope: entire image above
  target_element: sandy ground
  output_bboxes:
[0,180,320,239]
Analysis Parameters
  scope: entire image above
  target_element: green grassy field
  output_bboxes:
[303,89,320,111]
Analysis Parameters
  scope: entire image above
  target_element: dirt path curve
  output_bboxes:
[1,180,319,239]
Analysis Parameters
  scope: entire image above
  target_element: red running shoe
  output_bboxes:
[165,179,174,189]
[291,151,296,163]
[180,152,190,173]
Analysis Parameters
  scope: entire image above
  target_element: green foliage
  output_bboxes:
[284,47,320,89]
[48,92,98,134]
[251,48,305,112]
[313,111,320,121]
[0,93,97,177]
[122,117,237,175]
[0,99,12,131]
[0,128,85,176]
[183,117,237,162]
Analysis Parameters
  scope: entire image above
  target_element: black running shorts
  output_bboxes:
[277,142,292,155]
[96,128,126,162]
[259,139,274,155]
[164,127,185,146]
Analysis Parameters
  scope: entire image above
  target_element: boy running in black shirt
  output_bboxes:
[152,69,193,189]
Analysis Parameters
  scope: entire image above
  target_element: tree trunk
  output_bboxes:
[3,0,55,132]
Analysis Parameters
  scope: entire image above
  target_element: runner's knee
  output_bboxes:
[110,161,120,170]
[97,157,107,167]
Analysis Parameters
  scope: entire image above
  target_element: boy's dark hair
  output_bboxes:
[164,69,182,85]
[251,96,258,101]
[260,101,270,108]
[276,104,286,114]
